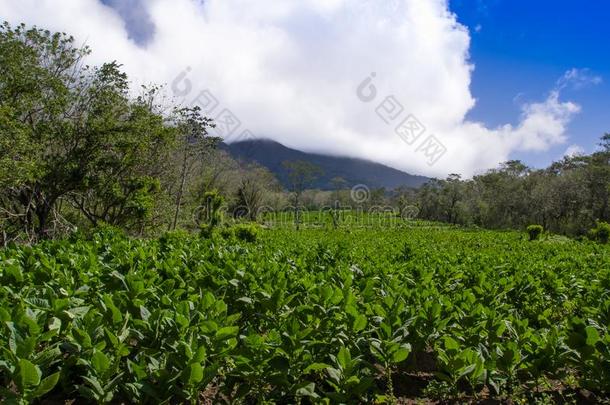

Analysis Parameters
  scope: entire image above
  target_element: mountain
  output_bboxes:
[221,139,429,190]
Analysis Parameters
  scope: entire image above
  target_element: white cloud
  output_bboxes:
[564,144,585,157]
[0,0,586,177]
[557,68,603,91]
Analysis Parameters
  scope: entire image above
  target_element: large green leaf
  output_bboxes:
[91,351,110,375]
[33,372,60,398]
[215,326,239,340]
[18,359,41,389]
[390,345,411,364]
[186,363,203,385]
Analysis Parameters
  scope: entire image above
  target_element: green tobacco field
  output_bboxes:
[1,221,609,403]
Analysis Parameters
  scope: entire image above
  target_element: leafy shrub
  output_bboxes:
[218,226,235,240]
[91,222,126,242]
[589,221,610,244]
[232,223,261,243]
[159,230,190,251]
[199,223,215,239]
[198,191,225,238]
[213,223,261,242]
[399,243,415,261]
[197,190,224,227]
[527,224,543,241]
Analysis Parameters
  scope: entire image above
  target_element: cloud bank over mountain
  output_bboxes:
[1,0,584,177]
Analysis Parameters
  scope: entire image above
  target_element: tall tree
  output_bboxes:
[283,160,322,230]
[0,24,177,240]
[67,82,176,233]
[232,163,279,221]
[169,106,218,230]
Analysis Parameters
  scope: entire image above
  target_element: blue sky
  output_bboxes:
[450,0,610,167]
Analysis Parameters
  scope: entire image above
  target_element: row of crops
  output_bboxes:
[1,223,609,403]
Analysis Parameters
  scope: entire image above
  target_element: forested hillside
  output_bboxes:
[223,139,429,190]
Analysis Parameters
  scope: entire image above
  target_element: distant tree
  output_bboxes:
[282,160,322,230]
[368,187,387,209]
[441,174,463,224]
[500,160,529,177]
[582,146,610,224]
[196,149,241,197]
[393,186,417,220]
[329,177,347,228]
[232,163,279,221]
[599,133,610,152]
[330,176,348,203]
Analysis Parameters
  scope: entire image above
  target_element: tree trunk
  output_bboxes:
[35,194,56,240]
[172,150,189,231]
[294,192,301,231]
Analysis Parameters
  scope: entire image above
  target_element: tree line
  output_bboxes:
[411,139,609,237]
